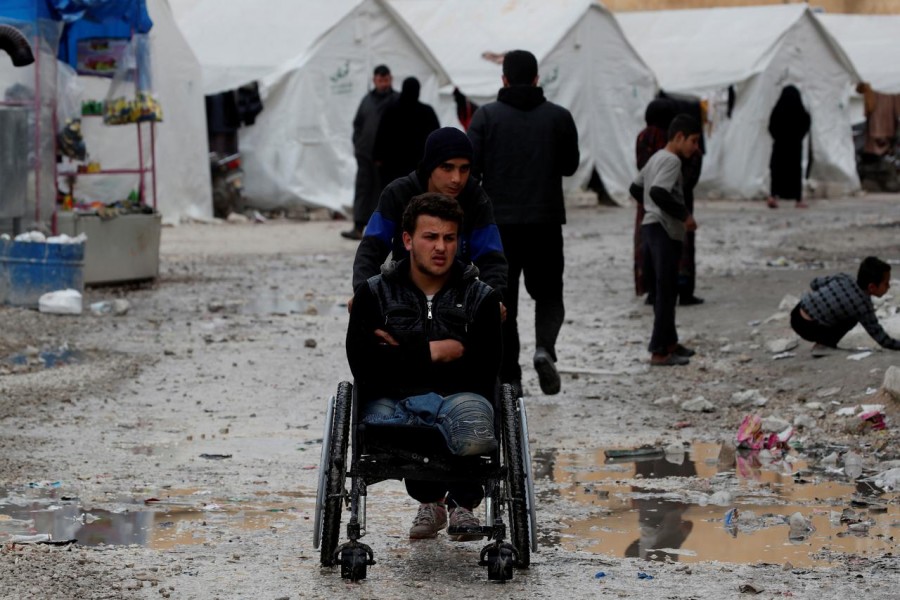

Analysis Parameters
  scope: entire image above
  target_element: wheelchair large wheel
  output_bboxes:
[518,396,539,553]
[501,384,531,568]
[318,381,352,567]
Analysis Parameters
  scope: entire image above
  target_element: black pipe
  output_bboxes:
[0,24,35,67]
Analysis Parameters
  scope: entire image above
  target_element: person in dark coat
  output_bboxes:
[352,127,507,303]
[344,64,398,240]
[635,94,705,306]
[373,77,440,186]
[661,92,705,305]
[634,98,676,298]
[767,85,811,209]
[468,50,580,397]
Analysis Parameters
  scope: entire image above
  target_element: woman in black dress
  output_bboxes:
[767,85,811,209]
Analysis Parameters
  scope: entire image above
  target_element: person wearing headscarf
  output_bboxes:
[373,77,440,185]
[767,85,811,209]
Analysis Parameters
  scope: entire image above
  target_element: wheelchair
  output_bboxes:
[313,381,538,582]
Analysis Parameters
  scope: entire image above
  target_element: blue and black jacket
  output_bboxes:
[351,171,507,300]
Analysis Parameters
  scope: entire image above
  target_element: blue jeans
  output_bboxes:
[363,392,497,509]
[363,392,497,457]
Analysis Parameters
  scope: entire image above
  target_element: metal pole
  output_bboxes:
[32,17,41,226]
[137,119,145,203]
[150,120,157,210]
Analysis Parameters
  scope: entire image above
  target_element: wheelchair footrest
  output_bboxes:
[447,525,492,539]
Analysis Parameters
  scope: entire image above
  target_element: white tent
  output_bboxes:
[619,4,861,199]
[819,14,900,123]
[77,0,211,224]
[388,0,658,204]
[174,0,449,214]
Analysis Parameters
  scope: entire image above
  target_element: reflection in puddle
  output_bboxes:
[0,488,297,549]
[543,443,898,566]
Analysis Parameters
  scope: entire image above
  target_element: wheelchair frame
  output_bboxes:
[313,381,537,581]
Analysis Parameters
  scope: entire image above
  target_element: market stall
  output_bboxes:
[0,0,165,285]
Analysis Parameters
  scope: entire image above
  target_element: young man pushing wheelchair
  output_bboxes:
[346,192,504,540]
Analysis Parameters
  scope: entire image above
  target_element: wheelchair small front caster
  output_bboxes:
[336,541,375,581]
[479,542,518,582]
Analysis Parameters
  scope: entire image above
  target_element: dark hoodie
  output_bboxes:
[373,77,440,183]
[467,85,579,225]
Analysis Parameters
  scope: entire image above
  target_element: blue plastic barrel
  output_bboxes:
[0,240,85,307]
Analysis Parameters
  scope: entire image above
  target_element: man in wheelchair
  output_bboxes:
[346,192,503,541]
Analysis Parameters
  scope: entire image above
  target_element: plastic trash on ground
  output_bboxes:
[736,414,794,452]
[38,289,82,315]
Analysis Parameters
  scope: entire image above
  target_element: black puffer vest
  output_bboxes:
[367,259,493,347]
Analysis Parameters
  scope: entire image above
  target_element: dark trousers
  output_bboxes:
[636,216,696,300]
[790,304,856,348]
[642,223,682,354]
[498,223,565,382]
[405,480,483,510]
[353,156,382,231]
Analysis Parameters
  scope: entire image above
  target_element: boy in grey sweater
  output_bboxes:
[629,114,701,366]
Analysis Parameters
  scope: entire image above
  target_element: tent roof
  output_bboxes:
[618,4,856,93]
[387,0,602,98]
[819,14,900,93]
[174,0,366,93]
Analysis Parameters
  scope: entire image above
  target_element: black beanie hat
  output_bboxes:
[503,50,538,85]
[419,127,473,176]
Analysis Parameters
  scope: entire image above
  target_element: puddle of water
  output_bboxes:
[544,443,898,566]
[0,488,297,549]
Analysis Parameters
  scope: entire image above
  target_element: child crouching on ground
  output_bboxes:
[791,256,900,355]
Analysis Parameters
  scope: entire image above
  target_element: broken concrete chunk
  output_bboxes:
[766,337,799,354]
[883,365,900,401]
[778,294,800,311]
[843,451,864,480]
[681,396,715,413]
[730,389,768,407]
[653,395,679,406]
[708,490,733,506]
[816,387,842,398]
[761,416,791,433]
[793,414,817,430]
[763,312,789,324]
[821,452,839,466]
[788,512,813,540]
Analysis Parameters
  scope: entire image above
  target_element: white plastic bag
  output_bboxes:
[38,289,83,315]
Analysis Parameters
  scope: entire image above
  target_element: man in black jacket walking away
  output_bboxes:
[468,50,579,396]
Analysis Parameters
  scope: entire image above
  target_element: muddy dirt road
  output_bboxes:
[1,195,898,599]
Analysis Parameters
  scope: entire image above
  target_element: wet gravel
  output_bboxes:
[1,195,899,598]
